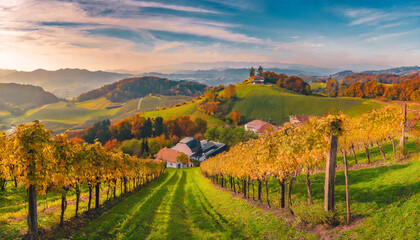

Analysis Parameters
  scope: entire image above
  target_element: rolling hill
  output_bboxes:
[220,83,381,124]
[0,68,131,98]
[130,83,381,128]
[77,76,207,102]
[0,95,192,133]
[0,83,59,114]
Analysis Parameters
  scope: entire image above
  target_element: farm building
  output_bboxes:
[155,147,193,169]
[289,115,315,127]
[155,137,227,168]
[172,137,227,162]
[252,75,265,85]
[244,120,279,134]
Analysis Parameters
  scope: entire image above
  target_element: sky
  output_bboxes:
[0,0,419,72]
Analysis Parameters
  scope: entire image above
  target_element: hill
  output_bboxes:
[141,67,318,86]
[330,70,354,80]
[0,95,192,133]
[0,83,59,115]
[77,76,207,102]
[126,83,380,127]
[0,68,131,98]
[362,66,420,75]
[220,84,381,124]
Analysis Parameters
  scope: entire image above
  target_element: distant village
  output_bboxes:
[156,114,314,168]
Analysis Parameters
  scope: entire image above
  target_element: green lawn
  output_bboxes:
[223,84,381,124]
[71,168,314,240]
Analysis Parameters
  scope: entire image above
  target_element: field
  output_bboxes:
[0,96,192,133]
[222,84,381,124]
[309,82,326,90]
[140,100,225,127]
[1,139,418,239]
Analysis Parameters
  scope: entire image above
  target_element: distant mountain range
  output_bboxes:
[140,68,316,86]
[361,66,420,75]
[1,66,419,98]
[0,68,131,98]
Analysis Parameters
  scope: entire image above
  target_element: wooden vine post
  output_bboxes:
[324,114,343,212]
[341,149,351,223]
[324,132,338,211]
[400,102,407,156]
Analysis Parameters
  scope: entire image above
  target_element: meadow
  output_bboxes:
[0,95,192,133]
[222,84,381,124]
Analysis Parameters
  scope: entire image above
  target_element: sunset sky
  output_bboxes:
[1,0,419,72]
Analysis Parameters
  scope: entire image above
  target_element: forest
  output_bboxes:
[76,76,207,102]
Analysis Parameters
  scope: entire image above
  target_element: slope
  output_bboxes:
[1,96,192,133]
[221,84,381,124]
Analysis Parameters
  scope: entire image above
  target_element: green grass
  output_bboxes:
[223,84,381,124]
[309,82,326,90]
[0,96,193,133]
[72,168,314,240]
[0,181,123,240]
[1,140,418,239]
[226,139,419,239]
[141,100,225,127]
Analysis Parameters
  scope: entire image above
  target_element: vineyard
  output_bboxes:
[201,104,411,223]
[0,104,418,239]
[0,121,165,239]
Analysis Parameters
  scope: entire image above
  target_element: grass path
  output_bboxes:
[73,168,313,240]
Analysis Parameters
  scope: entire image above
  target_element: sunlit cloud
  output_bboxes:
[1,0,419,72]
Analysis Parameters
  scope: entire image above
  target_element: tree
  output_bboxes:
[13,121,52,238]
[83,119,111,144]
[257,66,264,75]
[141,118,153,139]
[110,119,133,141]
[223,85,236,99]
[177,153,189,165]
[250,67,255,77]
[153,117,164,136]
[227,112,242,125]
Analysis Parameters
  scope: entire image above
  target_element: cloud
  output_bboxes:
[364,30,415,42]
[154,42,186,52]
[126,1,219,14]
[271,42,324,51]
[1,0,261,44]
[339,7,420,27]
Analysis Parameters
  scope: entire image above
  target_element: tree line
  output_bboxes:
[250,66,312,95]
[67,115,208,158]
[0,121,165,239]
[322,73,419,101]
[76,76,207,102]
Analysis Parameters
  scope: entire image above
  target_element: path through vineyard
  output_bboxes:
[73,168,313,239]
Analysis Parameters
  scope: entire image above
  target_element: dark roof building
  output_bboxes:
[171,137,227,162]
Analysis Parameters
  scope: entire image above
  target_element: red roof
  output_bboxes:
[245,120,279,133]
[155,147,184,163]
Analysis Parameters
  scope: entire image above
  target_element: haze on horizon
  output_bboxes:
[1,0,419,73]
